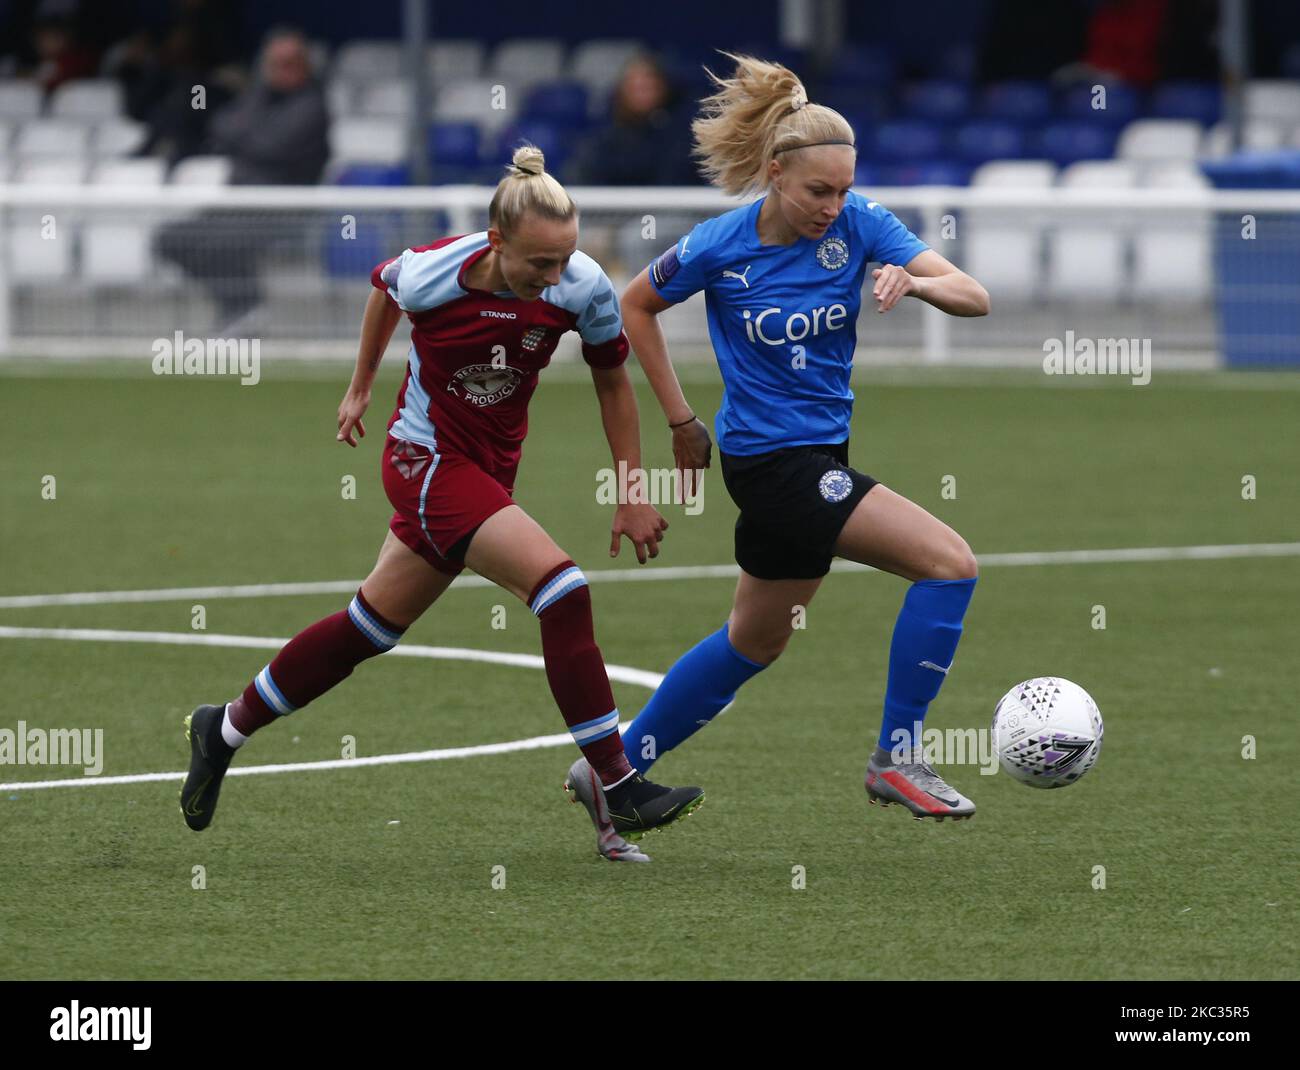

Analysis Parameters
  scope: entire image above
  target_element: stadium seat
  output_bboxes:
[523,81,589,128]
[435,79,514,133]
[50,79,124,120]
[492,119,573,174]
[979,81,1053,123]
[488,38,565,92]
[971,160,1057,186]
[1036,120,1119,166]
[169,155,231,185]
[428,40,486,86]
[428,120,481,174]
[357,82,410,118]
[827,45,896,90]
[15,119,91,158]
[333,40,402,82]
[92,118,147,157]
[908,160,973,185]
[953,119,1027,164]
[965,160,1056,298]
[12,157,86,184]
[1047,162,1137,301]
[1244,80,1300,124]
[332,163,410,185]
[1057,82,1140,127]
[91,157,166,185]
[1201,118,1286,157]
[899,80,972,122]
[0,80,42,120]
[1150,81,1221,125]
[870,119,945,163]
[83,222,154,281]
[327,79,357,118]
[1116,119,1202,162]
[1132,163,1211,302]
[9,217,74,278]
[330,117,406,165]
[569,39,641,96]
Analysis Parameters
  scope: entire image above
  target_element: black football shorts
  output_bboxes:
[718,440,878,580]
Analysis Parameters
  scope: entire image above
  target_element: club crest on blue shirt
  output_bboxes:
[815,236,849,270]
[819,469,853,502]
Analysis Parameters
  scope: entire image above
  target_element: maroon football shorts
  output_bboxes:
[381,435,516,576]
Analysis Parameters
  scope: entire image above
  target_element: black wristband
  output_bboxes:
[668,414,697,429]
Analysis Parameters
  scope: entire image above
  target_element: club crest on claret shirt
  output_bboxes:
[447,363,521,406]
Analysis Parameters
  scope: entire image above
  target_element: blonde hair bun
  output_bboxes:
[511,145,546,177]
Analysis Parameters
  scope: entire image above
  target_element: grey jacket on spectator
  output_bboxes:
[208,80,329,185]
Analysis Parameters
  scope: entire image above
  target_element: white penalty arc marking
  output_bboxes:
[0,628,665,793]
[1,541,1297,610]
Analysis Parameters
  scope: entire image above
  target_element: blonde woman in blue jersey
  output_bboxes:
[563,55,991,856]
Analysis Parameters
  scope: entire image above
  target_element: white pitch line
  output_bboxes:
[0,628,664,792]
[1,541,1297,610]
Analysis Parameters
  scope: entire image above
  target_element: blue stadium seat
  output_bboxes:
[826,45,897,90]
[909,160,973,185]
[523,81,590,128]
[869,119,945,163]
[1057,82,1141,126]
[323,211,403,278]
[853,159,880,187]
[980,81,1052,123]
[494,120,574,174]
[814,86,888,127]
[1036,120,1119,165]
[428,121,481,168]
[333,163,411,185]
[1150,81,1221,125]
[899,79,972,122]
[953,119,1027,164]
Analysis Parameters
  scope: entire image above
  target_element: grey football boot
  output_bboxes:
[865,744,976,821]
[564,757,705,861]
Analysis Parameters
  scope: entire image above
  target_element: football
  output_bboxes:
[991,677,1104,788]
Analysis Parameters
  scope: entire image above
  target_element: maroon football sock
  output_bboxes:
[528,561,634,787]
[227,589,405,736]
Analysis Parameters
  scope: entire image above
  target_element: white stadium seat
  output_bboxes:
[92,118,147,157]
[428,40,486,85]
[1132,163,1210,302]
[965,162,1058,299]
[357,82,409,117]
[327,79,357,118]
[1048,162,1137,301]
[330,117,405,164]
[83,222,154,281]
[1244,80,1300,124]
[333,40,402,82]
[91,157,167,186]
[50,79,125,120]
[1116,119,1202,162]
[169,154,231,185]
[12,157,86,184]
[0,80,42,120]
[15,118,91,158]
[1200,118,1286,158]
[971,160,1057,187]
[487,38,565,90]
[435,78,514,132]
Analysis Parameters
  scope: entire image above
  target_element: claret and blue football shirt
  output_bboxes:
[648,190,928,455]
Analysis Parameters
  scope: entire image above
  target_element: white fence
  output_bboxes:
[1,183,1298,366]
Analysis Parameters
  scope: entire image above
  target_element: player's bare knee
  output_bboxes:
[934,540,978,580]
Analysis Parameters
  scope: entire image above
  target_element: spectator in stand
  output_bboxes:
[157,27,330,332]
[30,9,98,91]
[568,54,698,185]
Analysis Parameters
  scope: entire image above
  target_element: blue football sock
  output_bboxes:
[623,623,766,773]
[878,577,977,754]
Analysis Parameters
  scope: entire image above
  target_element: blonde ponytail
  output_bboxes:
[488,144,577,236]
[691,52,855,197]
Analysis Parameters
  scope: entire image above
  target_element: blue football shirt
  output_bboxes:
[648,190,928,455]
